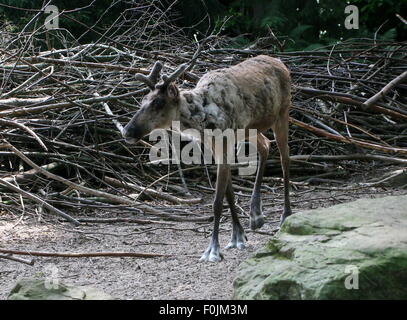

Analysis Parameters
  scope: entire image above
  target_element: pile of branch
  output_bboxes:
[1,1,406,225]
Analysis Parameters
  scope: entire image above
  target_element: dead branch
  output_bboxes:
[3,140,168,216]
[0,177,80,226]
[0,161,60,184]
[363,70,407,107]
[290,118,407,155]
[104,176,202,204]
[76,217,175,225]
[0,248,171,258]
[0,2,406,232]
[0,253,35,265]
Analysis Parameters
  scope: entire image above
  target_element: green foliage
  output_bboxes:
[177,0,407,50]
[382,28,397,41]
[1,0,406,51]
[0,0,126,44]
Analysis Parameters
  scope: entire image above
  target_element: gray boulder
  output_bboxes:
[234,195,407,299]
[8,278,115,300]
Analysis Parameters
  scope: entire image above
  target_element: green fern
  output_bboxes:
[289,24,314,39]
[380,28,397,41]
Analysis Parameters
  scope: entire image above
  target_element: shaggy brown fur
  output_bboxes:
[123,55,292,262]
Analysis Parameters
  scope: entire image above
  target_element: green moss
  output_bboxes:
[234,195,407,300]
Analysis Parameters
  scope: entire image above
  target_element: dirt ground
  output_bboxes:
[1,170,406,300]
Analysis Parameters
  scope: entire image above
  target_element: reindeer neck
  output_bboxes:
[178,89,231,133]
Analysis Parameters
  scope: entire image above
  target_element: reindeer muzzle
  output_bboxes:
[122,125,147,144]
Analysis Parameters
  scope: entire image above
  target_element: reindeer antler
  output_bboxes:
[136,61,188,90]
[157,63,188,89]
[135,61,163,90]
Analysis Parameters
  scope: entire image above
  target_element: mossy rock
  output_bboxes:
[8,278,115,300]
[233,195,407,299]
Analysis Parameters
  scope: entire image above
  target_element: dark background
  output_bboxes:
[0,0,406,50]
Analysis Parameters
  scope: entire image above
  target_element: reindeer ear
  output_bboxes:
[167,83,179,99]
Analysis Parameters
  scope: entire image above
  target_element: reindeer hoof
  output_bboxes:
[199,245,224,262]
[225,240,246,250]
[279,209,293,226]
[225,229,247,250]
[250,215,265,230]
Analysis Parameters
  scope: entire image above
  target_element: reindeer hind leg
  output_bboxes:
[272,109,292,226]
[225,176,247,249]
[249,133,270,230]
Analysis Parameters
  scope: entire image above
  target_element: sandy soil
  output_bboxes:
[1,176,406,300]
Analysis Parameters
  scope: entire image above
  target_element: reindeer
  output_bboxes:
[122,55,292,262]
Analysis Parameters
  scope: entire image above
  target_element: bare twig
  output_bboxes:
[0,248,171,258]
[0,253,35,265]
[0,177,80,226]
[363,71,407,107]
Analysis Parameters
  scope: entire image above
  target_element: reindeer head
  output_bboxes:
[122,62,188,144]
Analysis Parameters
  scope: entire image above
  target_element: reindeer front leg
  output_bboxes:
[200,163,230,262]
